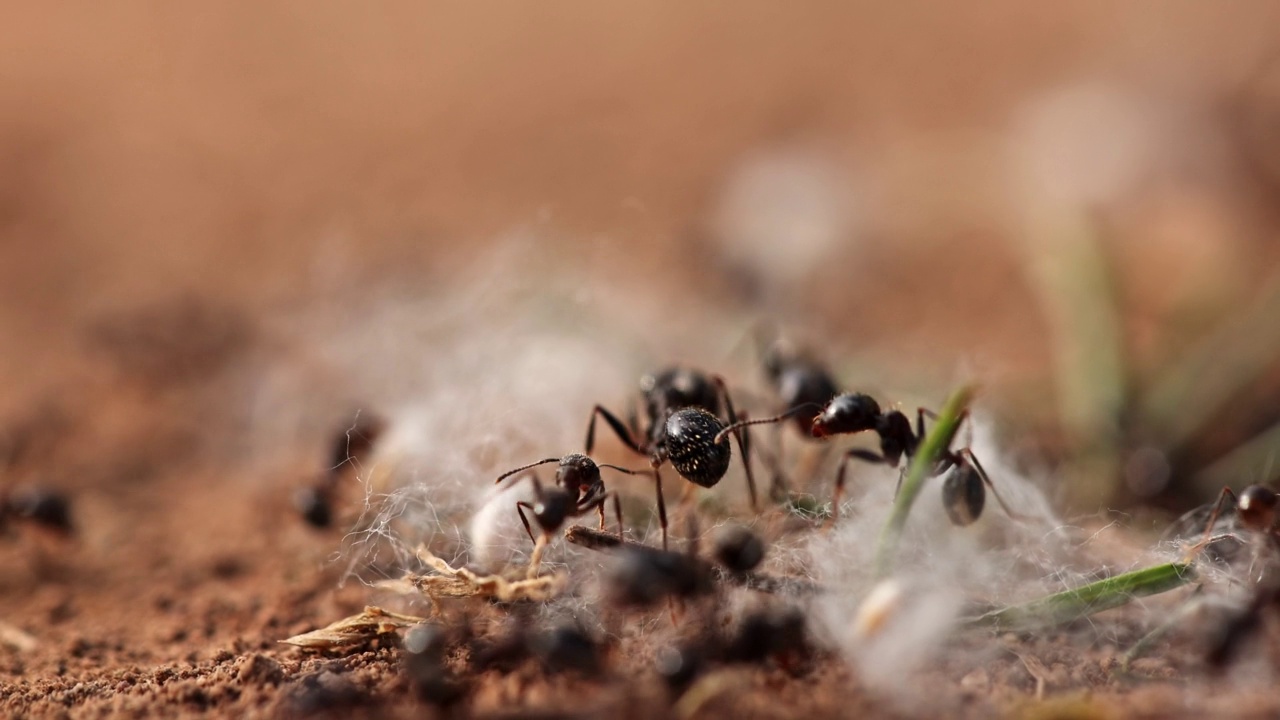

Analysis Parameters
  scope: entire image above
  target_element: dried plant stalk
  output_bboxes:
[564,524,644,551]
[280,606,427,649]
[395,546,566,604]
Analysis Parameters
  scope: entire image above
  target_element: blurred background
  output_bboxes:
[5,1,1280,531]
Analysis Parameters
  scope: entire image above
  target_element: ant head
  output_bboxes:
[641,368,719,419]
[533,488,576,533]
[556,454,601,492]
[1237,485,1278,532]
[811,393,881,438]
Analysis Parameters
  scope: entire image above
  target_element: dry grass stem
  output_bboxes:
[280,606,427,649]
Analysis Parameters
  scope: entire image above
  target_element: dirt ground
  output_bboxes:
[6,3,1280,718]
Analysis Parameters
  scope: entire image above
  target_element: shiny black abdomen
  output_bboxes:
[663,408,731,488]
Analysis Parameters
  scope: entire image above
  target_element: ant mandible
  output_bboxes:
[584,367,758,549]
[494,454,650,576]
[721,392,1017,527]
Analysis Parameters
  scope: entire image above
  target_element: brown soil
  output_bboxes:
[5,4,1280,718]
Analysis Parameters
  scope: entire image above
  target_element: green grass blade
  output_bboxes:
[968,562,1194,632]
[873,385,975,579]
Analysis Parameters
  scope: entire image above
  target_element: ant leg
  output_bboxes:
[597,504,606,530]
[1196,486,1241,552]
[831,448,890,526]
[958,448,1027,522]
[527,533,549,579]
[916,407,934,439]
[712,375,758,513]
[585,405,645,456]
[609,491,623,538]
[651,465,669,550]
[515,502,538,545]
[752,427,789,502]
[917,407,971,449]
[768,414,790,499]
[626,398,641,441]
[934,452,957,474]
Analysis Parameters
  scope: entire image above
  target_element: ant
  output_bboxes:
[0,486,73,536]
[720,392,1017,526]
[757,332,841,438]
[1154,485,1280,671]
[494,454,651,576]
[751,329,841,498]
[603,542,716,608]
[1176,484,1280,568]
[1197,485,1280,540]
[585,367,757,548]
[295,414,383,529]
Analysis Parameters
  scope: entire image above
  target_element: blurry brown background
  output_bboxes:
[4,2,1280,509]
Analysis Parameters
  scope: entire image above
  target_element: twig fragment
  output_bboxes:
[280,606,427,649]
[404,546,566,603]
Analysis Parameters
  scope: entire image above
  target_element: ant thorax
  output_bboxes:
[640,368,720,430]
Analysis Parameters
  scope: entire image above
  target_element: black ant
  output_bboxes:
[584,367,757,548]
[757,333,841,438]
[0,486,73,536]
[494,454,650,576]
[1198,485,1280,539]
[603,543,716,608]
[402,624,469,711]
[720,392,1017,526]
[295,414,383,529]
[1172,484,1280,569]
[1159,484,1280,671]
[753,330,841,497]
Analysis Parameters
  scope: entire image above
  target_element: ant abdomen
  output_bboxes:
[941,467,985,526]
[664,408,731,488]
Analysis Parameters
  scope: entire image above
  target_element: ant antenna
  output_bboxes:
[597,464,652,477]
[495,458,561,485]
[713,403,824,444]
